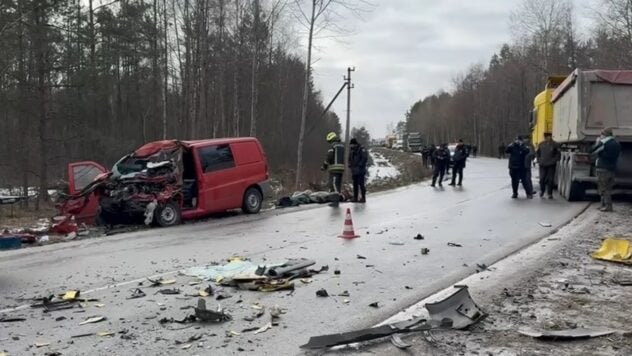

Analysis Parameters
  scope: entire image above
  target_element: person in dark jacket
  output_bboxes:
[506,136,533,199]
[591,128,621,212]
[523,136,536,197]
[449,140,468,186]
[498,143,506,159]
[472,145,478,158]
[421,146,431,168]
[536,132,561,199]
[431,144,449,187]
[348,138,368,203]
[322,132,345,207]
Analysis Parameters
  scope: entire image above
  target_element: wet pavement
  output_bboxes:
[0,158,588,355]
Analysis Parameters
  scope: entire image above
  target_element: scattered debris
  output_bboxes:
[62,290,80,301]
[127,288,146,299]
[194,298,232,322]
[369,302,379,308]
[71,333,94,338]
[300,316,452,349]
[334,269,341,275]
[226,330,241,337]
[266,258,316,278]
[338,291,350,297]
[0,317,26,322]
[405,286,413,290]
[156,288,180,295]
[79,316,106,325]
[55,316,66,322]
[35,342,50,348]
[421,248,430,255]
[447,242,462,247]
[254,322,273,334]
[425,285,485,329]
[199,285,214,297]
[538,222,553,227]
[300,278,313,284]
[216,293,232,300]
[270,305,284,319]
[591,238,632,264]
[391,334,412,349]
[519,327,617,340]
[389,242,405,246]
[414,234,424,240]
[147,277,177,287]
[96,331,115,337]
[181,344,193,350]
[316,289,329,297]
[357,254,367,260]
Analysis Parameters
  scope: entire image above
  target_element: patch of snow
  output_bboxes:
[367,150,400,184]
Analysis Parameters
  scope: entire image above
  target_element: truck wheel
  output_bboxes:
[567,181,585,202]
[242,187,263,214]
[154,201,181,227]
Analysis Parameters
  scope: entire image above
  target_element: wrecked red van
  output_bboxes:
[59,138,271,227]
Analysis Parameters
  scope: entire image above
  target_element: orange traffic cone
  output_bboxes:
[338,208,360,239]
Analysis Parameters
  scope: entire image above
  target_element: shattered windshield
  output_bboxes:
[113,156,149,176]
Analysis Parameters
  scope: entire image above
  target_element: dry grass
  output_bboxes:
[0,203,56,230]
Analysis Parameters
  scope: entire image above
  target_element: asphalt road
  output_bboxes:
[0,158,589,356]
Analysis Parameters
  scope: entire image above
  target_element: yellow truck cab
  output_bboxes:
[531,76,566,147]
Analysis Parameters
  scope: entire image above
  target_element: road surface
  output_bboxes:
[0,158,588,355]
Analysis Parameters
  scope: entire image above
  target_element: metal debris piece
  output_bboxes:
[96,331,115,337]
[270,305,284,319]
[447,242,462,247]
[389,242,405,246]
[391,335,412,349]
[226,330,241,337]
[519,327,616,340]
[254,322,273,334]
[266,259,316,278]
[357,254,367,260]
[538,222,553,227]
[338,291,350,297]
[369,302,379,308]
[334,269,341,275]
[300,317,450,349]
[421,248,430,255]
[79,316,106,325]
[156,288,180,295]
[62,290,80,301]
[127,288,146,299]
[425,285,485,329]
[0,317,26,322]
[71,333,94,338]
[300,278,313,284]
[35,342,50,348]
[216,293,232,300]
[194,298,232,322]
[414,234,424,240]
[316,289,329,297]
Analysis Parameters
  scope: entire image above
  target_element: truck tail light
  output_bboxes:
[574,154,591,165]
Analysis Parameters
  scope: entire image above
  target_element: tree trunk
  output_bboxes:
[295,0,316,190]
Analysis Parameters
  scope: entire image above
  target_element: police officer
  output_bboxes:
[591,128,621,212]
[348,138,368,203]
[506,136,533,199]
[322,132,345,207]
[431,144,449,188]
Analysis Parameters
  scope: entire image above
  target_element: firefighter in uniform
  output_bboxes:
[322,132,345,207]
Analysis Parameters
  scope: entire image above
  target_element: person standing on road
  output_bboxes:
[322,132,345,207]
[472,145,478,158]
[523,136,536,197]
[421,146,431,168]
[449,140,468,186]
[348,138,368,203]
[591,128,621,212]
[536,132,561,199]
[506,136,533,199]
[431,144,449,187]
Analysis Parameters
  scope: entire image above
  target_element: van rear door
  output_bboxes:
[63,161,108,224]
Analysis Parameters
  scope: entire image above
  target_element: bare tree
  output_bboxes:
[292,0,373,190]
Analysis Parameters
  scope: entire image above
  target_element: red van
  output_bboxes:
[60,138,271,227]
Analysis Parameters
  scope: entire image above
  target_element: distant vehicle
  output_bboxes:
[59,138,271,227]
[385,135,396,148]
[531,69,632,200]
[407,132,423,152]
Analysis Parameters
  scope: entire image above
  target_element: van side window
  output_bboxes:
[198,145,235,173]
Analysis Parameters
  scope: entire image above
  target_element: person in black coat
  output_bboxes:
[431,144,449,187]
[506,136,533,199]
[449,140,468,186]
[348,138,368,203]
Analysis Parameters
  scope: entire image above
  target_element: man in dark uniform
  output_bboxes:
[591,128,621,212]
[421,146,430,168]
[506,136,532,199]
[348,138,368,203]
[449,140,468,186]
[322,132,345,207]
[498,143,506,159]
[431,144,449,188]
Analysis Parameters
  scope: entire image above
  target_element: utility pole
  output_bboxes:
[343,67,355,181]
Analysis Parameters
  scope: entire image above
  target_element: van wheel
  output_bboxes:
[154,201,181,227]
[242,187,263,214]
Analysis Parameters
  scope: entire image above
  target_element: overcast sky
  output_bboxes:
[307,0,597,138]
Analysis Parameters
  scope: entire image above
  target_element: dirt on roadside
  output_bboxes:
[368,147,430,192]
